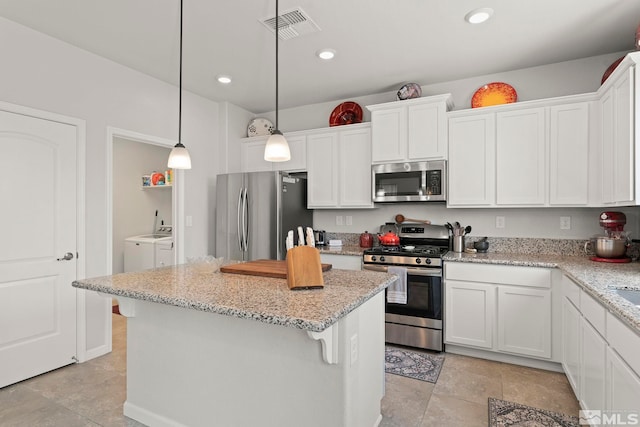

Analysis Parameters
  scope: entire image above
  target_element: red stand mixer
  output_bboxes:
[587,212,631,263]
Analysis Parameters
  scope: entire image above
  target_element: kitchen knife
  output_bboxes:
[306,227,315,247]
[297,226,305,246]
[286,230,294,250]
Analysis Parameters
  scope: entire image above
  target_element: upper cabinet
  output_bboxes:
[367,94,453,163]
[448,96,593,208]
[240,133,307,173]
[307,124,373,209]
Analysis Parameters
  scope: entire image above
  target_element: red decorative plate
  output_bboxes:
[601,56,625,85]
[471,82,517,108]
[329,101,363,127]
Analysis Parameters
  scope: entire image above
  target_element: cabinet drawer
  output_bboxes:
[606,312,640,376]
[445,262,551,288]
[561,275,581,308]
[581,291,606,336]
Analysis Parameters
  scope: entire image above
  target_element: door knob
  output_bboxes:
[57,252,74,261]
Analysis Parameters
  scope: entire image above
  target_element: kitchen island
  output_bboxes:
[72,262,395,427]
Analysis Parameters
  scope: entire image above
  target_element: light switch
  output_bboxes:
[560,216,571,230]
[336,215,344,226]
[346,216,353,226]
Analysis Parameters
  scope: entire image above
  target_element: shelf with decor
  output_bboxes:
[141,170,172,190]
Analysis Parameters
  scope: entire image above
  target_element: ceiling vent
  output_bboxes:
[260,7,321,40]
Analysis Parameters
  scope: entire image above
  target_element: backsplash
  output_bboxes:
[323,232,640,260]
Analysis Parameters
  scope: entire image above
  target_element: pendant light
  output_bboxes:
[167,0,192,169]
[264,0,291,162]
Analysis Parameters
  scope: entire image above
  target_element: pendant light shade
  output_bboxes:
[264,0,291,162]
[168,0,192,170]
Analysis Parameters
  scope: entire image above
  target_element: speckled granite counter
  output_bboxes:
[443,252,640,334]
[72,262,395,332]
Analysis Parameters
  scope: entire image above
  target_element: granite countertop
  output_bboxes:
[72,263,395,333]
[443,252,640,334]
[316,244,367,256]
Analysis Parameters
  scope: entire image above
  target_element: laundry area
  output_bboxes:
[112,137,174,274]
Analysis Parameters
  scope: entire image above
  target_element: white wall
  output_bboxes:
[0,17,221,356]
[112,138,172,274]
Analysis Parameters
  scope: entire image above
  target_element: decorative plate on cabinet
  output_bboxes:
[329,101,363,127]
[397,83,422,100]
[247,117,274,137]
[471,82,517,108]
[601,56,625,85]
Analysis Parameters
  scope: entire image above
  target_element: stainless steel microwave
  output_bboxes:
[372,160,446,202]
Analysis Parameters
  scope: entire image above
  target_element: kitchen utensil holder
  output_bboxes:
[453,236,465,253]
[286,246,324,290]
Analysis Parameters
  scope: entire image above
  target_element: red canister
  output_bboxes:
[359,231,374,248]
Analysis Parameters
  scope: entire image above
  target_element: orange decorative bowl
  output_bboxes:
[471,82,517,108]
[329,101,363,127]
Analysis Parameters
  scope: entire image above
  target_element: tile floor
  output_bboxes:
[0,314,580,426]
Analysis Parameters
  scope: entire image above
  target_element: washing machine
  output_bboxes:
[124,225,173,272]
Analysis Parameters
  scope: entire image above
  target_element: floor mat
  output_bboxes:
[384,346,444,383]
[488,397,579,426]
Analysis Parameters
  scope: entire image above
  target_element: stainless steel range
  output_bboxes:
[362,223,449,352]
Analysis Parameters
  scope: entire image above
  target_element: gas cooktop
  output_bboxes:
[364,245,448,257]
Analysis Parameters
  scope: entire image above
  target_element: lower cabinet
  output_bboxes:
[319,253,362,271]
[562,274,640,416]
[444,263,552,360]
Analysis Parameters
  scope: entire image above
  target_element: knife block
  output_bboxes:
[286,246,324,290]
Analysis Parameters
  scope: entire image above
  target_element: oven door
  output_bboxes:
[363,265,442,326]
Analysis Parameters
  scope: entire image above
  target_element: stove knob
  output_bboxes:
[425,258,432,265]
[415,258,422,264]
[371,256,377,262]
[380,256,386,262]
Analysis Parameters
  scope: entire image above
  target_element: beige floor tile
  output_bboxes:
[432,358,503,405]
[420,393,488,427]
[380,373,434,427]
[440,353,503,379]
[501,363,580,417]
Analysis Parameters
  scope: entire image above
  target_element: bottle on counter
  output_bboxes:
[359,231,374,248]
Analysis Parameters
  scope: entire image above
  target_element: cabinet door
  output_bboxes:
[319,254,362,271]
[371,108,406,162]
[408,102,446,160]
[601,88,615,204]
[581,318,607,412]
[562,297,581,398]
[549,103,589,205]
[606,347,640,414]
[273,135,306,172]
[447,114,495,206]
[241,139,273,172]
[497,286,551,358]
[444,281,495,349]
[307,132,338,207]
[496,108,546,205]
[613,67,634,204]
[339,127,373,208]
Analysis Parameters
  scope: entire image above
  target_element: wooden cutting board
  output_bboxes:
[220,259,332,279]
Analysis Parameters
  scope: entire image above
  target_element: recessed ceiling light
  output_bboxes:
[316,49,336,60]
[217,75,232,84]
[465,8,494,24]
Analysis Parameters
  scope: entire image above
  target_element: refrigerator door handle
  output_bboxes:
[237,188,244,252]
[242,188,249,251]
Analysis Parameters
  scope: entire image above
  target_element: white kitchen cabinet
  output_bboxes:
[319,253,362,271]
[495,108,546,205]
[549,102,590,205]
[562,297,581,396]
[444,262,554,361]
[497,285,551,358]
[307,124,373,209]
[444,280,495,349]
[447,113,495,206]
[240,134,307,173]
[606,347,640,414]
[581,317,607,412]
[368,94,452,163]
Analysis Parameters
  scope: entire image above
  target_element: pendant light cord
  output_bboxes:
[178,0,183,145]
[275,0,279,130]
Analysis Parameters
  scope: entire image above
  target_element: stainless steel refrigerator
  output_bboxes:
[215,171,313,261]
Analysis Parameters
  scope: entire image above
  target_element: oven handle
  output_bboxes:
[363,264,442,277]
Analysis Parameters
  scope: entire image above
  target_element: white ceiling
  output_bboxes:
[0,0,639,113]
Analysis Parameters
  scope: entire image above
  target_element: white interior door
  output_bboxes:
[0,109,77,388]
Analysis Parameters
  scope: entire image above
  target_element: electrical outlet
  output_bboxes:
[336,215,344,226]
[350,334,358,365]
[346,216,353,226]
[495,216,505,229]
[560,216,571,230]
